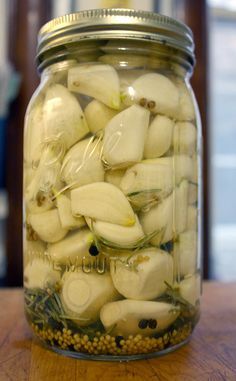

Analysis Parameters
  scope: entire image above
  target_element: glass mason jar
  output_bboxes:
[23,9,202,361]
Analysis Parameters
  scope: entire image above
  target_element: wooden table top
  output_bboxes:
[0,282,236,381]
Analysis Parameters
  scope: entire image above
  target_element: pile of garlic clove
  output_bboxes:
[24,61,200,336]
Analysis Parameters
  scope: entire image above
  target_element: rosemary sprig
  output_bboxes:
[24,286,107,340]
[25,287,68,330]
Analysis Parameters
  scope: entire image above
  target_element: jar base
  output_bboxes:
[44,336,191,362]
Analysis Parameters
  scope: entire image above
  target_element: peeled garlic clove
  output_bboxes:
[111,247,173,300]
[29,209,68,243]
[120,159,173,210]
[88,214,144,249]
[25,144,62,205]
[120,158,173,197]
[188,183,198,204]
[140,193,173,245]
[71,182,135,226]
[61,269,120,326]
[84,100,118,135]
[121,156,193,196]
[103,105,150,168]
[24,97,43,165]
[57,194,86,230]
[140,180,188,245]
[179,273,201,306]
[144,115,174,159]
[68,64,120,109]
[47,228,93,265]
[173,122,197,156]
[173,230,197,277]
[43,84,89,149]
[175,80,196,121]
[24,257,61,289]
[187,205,198,230]
[25,133,65,194]
[131,73,179,117]
[100,300,179,337]
[105,168,126,188]
[120,156,193,210]
[61,137,104,188]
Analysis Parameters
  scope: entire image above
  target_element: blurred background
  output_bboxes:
[0,0,235,286]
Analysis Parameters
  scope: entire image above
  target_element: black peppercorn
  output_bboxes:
[160,240,173,253]
[138,319,149,329]
[148,319,157,329]
[147,100,156,110]
[89,244,99,256]
[115,335,124,348]
[139,97,147,107]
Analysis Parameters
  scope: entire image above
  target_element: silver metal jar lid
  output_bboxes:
[37,8,195,67]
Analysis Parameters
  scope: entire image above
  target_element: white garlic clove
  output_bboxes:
[68,64,120,109]
[43,84,89,149]
[140,180,189,245]
[61,137,104,188]
[121,157,192,210]
[103,105,150,168]
[173,122,197,156]
[84,99,118,135]
[172,230,197,277]
[25,142,63,207]
[60,269,120,326]
[131,73,179,117]
[144,115,174,159]
[24,97,43,166]
[100,300,179,337]
[47,228,93,265]
[24,257,61,289]
[110,247,173,300]
[29,209,68,243]
[175,80,196,121]
[71,182,135,226]
[87,214,144,249]
[179,273,201,306]
[120,158,173,197]
[57,193,86,230]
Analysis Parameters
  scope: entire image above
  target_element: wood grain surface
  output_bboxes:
[0,282,236,381]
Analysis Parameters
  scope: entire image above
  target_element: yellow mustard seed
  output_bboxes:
[31,321,193,357]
